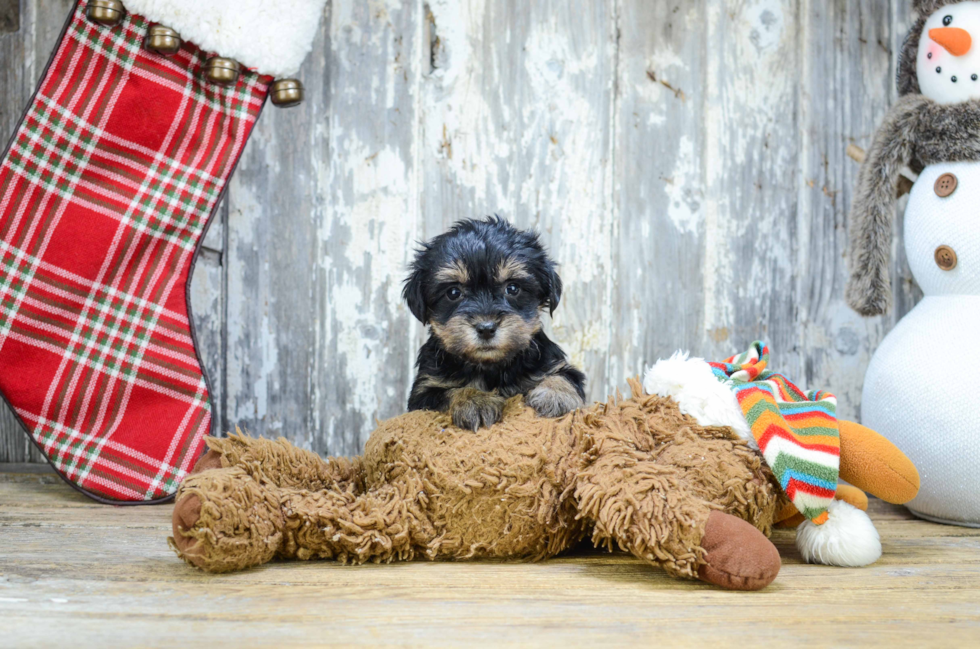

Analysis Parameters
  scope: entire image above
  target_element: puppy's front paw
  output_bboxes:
[449,388,504,431]
[526,376,585,419]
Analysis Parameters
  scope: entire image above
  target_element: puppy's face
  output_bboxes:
[427,257,542,364]
[404,218,562,365]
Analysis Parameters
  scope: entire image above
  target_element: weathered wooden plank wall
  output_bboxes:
[0,0,919,463]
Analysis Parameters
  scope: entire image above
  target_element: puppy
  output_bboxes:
[403,217,587,431]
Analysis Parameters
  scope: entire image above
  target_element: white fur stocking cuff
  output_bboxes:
[123,0,327,77]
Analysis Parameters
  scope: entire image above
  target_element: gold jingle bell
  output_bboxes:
[145,25,182,56]
[86,0,126,26]
[204,57,241,86]
[270,79,304,108]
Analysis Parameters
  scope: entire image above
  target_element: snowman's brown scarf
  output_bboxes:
[847,96,980,316]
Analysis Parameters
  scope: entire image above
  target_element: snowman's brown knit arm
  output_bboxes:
[846,94,929,316]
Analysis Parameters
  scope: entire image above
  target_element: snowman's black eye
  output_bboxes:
[973,74,978,81]
[944,15,954,26]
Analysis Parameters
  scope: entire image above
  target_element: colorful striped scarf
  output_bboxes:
[709,342,840,526]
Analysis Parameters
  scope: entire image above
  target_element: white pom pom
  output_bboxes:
[796,500,882,567]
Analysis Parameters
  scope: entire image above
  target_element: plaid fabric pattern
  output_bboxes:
[709,342,841,526]
[0,2,268,501]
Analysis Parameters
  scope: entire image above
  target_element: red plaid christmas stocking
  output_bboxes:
[0,0,324,503]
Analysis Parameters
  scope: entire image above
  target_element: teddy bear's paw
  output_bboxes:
[169,468,285,573]
[697,511,781,591]
[190,449,224,475]
[171,493,205,565]
[450,388,505,431]
[526,375,585,419]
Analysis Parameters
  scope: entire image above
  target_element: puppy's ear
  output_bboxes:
[545,265,562,316]
[403,267,428,323]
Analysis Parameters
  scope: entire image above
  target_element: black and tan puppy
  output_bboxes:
[404,217,586,431]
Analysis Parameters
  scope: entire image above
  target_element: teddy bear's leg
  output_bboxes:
[171,465,435,572]
[171,467,285,573]
[577,459,780,591]
[277,478,435,565]
[698,511,782,591]
[189,432,363,493]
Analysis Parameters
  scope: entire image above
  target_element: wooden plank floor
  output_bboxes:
[2,470,980,647]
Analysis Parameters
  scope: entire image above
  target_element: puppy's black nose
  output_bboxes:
[475,321,498,340]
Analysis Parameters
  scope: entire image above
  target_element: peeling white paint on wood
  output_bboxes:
[0,0,921,462]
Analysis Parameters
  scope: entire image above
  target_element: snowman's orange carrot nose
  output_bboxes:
[930,27,973,56]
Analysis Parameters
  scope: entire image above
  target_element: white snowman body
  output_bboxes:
[862,161,980,526]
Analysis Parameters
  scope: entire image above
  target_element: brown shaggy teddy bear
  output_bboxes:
[170,377,920,591]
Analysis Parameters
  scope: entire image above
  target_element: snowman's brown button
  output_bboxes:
[935,245,958,271]
[935,173,958,197]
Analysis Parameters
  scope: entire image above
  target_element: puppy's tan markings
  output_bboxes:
[495,258,532,284]
[526,372,584,419]
[431,316,482,358]
[448,388,505,431]
[493,313,541,358]
[411,374,463,401]
[434,260,470,285]
[432,314,537,364]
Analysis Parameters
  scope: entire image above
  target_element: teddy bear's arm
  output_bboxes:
[838,420,920,505]
[195,432,364,492]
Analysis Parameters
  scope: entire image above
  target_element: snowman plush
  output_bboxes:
[848,0,980,526]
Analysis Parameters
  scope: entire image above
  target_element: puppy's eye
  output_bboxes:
[446,287,462,301]
[506,283,521,296]
[944,15,953,26]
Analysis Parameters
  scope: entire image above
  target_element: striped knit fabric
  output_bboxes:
[709,342,840,525]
